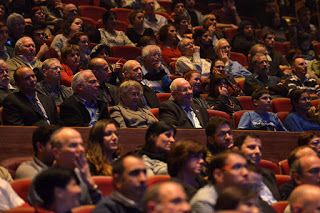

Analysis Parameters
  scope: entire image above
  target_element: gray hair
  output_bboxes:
[141,45,161,58]
[214,38,228,53]
[252,52,266,66]
[249,44,266,56]
[14,36,33,54]
[119,80,143,102]
[6,13,25,33]
[42,58,60,70]
[71,70,93,92]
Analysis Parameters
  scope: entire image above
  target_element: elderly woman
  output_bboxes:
[51,17,83,54]
[6,13,25,47]
[125,10,155,45]
[168,139,207,200]
[206,73,242,117]
[86,119,121,176]
[110,80,158,128]
[158,24,181,64]
[285,89,320,131]
[99,10,134,47]
[34,167,81,213]
[138,121,176,176]
[60,44,83,86]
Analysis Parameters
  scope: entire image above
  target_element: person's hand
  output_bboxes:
[219,49,229,64]
[75,150,95,188]
[219,85,228,96]
[194,46,200,53]
[114,58,123,73]
[208,24,216,35]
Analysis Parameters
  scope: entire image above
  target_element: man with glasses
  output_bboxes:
[214,38,251,78]
[140,45,172,93]
[36,58,72,106]
[243,53,286,97]
[89,58,119,107]
[159,78,208,128]
[59,70,110,127]
[190,150,249,213]
[176,37,211,78]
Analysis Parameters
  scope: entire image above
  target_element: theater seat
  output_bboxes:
[71,205,95,213]
[155,11,172,21]
[237,79,245,90]
[111,8,133,23]
[275,175,291,187]
[10,178,32,202]
[149,108,159,119]
[92,176,113,197]
[207,110,230,121]
[272,98,292,113]
[224,28,237,41]
[147,175,170,187]
[0,156,33,179]
[156,93,171,104]
[157,0,173,13]
[78,6,107,22]
[259,160,280,174]
[230,52,248,68]
[6,207,35,213]
[271,201,289,213]
[278,159,290,175]
[80,17,97,28]
[110,45,141,60]
[276,112,289,124]
[236,96,255,110]
[232,110,250,128]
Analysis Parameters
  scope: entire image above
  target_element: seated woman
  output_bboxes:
[168,139,207,200]
[215,186,259,213]
[262,12,288,42]
[110,80,158,128]
[125,10,155,46]
[99,10,135,47]
[34,167,81,213]
[138,121,176,176]
[68,32,91,69]
[206,73,243,117]
[158,24,182,64]
[86,119,120,176]
[60,44,84,86]
[285,89,320,131]
[184,70,211,109]
[51,17,83,54]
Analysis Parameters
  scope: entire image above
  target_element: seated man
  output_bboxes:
[234,133,282,204]
[202,14,224,46]
[298,130,320,157]
[36,58,73,106]
[215,38,251,78]
[15,125,59,179]
[142,180,191,213]
[205,117,234,164]
[123,60,159,109]
[190,150,249,213]
[243,53,287,97]
[238,88,287,131]
[7,36,43,85]
[3,67,59,126]
[159,78,208,129]
[142,0,167,33]
[88,58,119,107]
[28,127,102,206]
[175,37,211,78]
[288,184,320,213]
[281,153,320,201]
[92,154,147,213]
[285,57,320,96]
[0,60,16,107]
[60,70,110,127]
[140,45,172,93]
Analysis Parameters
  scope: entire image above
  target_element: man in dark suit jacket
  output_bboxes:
[234,133,282,203]
[89,58,119,107]
[0,60,16,107]
[123,60,159,109]
[159,78,208,128]
[3,67,59,126]
[59,70,110,127]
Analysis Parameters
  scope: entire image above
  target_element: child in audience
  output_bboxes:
[238,88,287,131]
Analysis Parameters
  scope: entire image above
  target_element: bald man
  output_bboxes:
[3,66,59,126]
[289,185,320,213]
[89,58,119,107]
[28,127,102,207]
